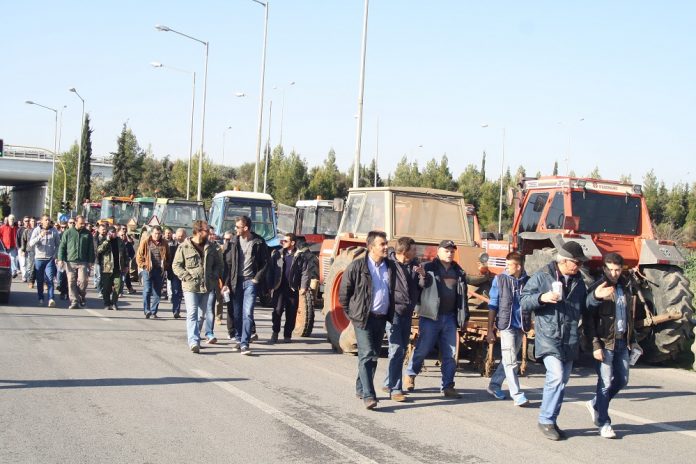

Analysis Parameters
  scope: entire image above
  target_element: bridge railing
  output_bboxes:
[3,145,113,165]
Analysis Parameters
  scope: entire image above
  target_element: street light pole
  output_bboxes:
[251,0,269,193]
[263,100,272,193]
[155,24,209,201]
[151,61,197,200]
[278,81,294,146]
[353,0,370,188]
[481,123,506,235]
[25,100,58,217]
[69,88,85,217]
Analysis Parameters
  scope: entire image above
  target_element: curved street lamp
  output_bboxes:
[69,87,85,217]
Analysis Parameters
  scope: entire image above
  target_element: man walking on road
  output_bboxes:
[339,230,396,410]
[268,233,310,344]
[56,215,95,309]
[486,251,531,406]
[404,240,466,399]
[1,215,19,278]
[172,220,222,353]
[28,215,61,307]
[136,225,169,319]
[96,226,129,310]
[21,217,37,288]
[167,228,186,318]
[520,241,589,441]
[584,252,637,439]
[222,216,269,356]
[383,237,429,402]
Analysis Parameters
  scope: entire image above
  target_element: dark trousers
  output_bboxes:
[101,272,122,307]
[354,314,388,401]
[272,284,298,338]
[169,275,183,314]
[58,269,68,297]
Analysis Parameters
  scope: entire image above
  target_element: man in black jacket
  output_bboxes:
[383,237,429,402]
[221,215,269,356]
[339,230,396,410]
[584,252,636,439]
[404,240,466,399]
[268,233,310,344]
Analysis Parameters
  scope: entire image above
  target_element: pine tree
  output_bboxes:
[109,124,144,196]
[391,156,421,187]
[78,113,93,202]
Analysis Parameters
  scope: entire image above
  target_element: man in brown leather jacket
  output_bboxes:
[584,252,637,439]
[136,226,169,319]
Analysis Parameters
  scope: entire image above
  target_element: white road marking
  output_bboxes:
[191,369,379,464]
[83,308,112,321]
[520,382,696,439]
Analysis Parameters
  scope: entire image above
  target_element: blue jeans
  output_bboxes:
[34,258,56,301]
[489,328,525,401]
[201,288,217,337]
[169,275,183,314]
[93,263,102,292]
[406,312,458,390]
[595,338,629,426]
[141,268,163,315]
[539,355,574,425]
[383,311,412,394]
[184,291,212,347]
[355,314,387,400]
[233,279,257,347]
[9,248,18,276]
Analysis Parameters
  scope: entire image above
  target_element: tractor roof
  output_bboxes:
[213,190,274,202]
[347,186,464,198]
[522,176,642,196]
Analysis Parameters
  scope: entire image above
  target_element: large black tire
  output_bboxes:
[293,292,315,337]
[322,247,365,354]
[639,265,695,363]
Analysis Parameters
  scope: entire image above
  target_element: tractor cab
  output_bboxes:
[129,197,156,237]
[81,201,101,225]
[144,198,207,237]
[208,190,280,248]
[100,196,135,226]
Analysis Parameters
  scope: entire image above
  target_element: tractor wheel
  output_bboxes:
[639,265,695,363]
[322,247,365,354]
[293,291,315,338]
[523,248,556,276]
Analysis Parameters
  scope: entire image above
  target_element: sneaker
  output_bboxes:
[113,304,119,311]
[48,299,56,308]
[538,423,560,441]
[190,345,200,354]
[404,375,415,391]
[363,398,378,410]
[442,387,461,399]
[586,399,600,426]
[554,424,567,440]
[381,386,391,394]
[227,333,234,341]
[250,333,259,343]
[79,296,86,307]
[152,314,159,319]
[231,342,241,351]
[283,337,291,343]
[145,312,151,319]
[173,312,180,319]
[487,386,506,400]
[104,306,111,310]
[128,288,137,295]
[269,332,279,344]
[207,336,218,345]
[241,346,252,356]
[514,394,529,407]
[391,392,407,402]
[68,302,79,309]
[600,423,616,439]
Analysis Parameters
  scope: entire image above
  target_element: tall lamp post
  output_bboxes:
[251,0,269,193]
[151,61,197,200]
[155,24,209,201]
[69,88,85,216]
[25,100,58,216]
[274,81,294,147]
[481,123,506,235]
[353,0,370,188]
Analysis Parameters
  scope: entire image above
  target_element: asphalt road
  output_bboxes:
[1,282,695,464]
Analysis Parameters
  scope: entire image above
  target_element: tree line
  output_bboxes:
[47,122,696,243]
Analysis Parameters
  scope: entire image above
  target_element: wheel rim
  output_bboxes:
[329,271,350,332]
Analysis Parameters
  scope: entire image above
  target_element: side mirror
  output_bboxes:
[506,187,516,206]
[333,198,345,212]
[563,215,580,230]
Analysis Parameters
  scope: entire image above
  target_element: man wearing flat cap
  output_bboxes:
[520,241,590,440]
[404,239,467,399]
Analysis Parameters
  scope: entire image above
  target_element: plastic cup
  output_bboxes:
[223,290,231,303]
[552,281,563,300]
[629,345,643,366]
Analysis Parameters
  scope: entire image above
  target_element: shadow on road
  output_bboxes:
[0,376,246,390]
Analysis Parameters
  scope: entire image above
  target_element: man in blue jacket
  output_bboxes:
[520,241,589,441]
[486,251,530,406]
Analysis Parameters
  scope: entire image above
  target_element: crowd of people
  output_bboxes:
[1,213,637,440]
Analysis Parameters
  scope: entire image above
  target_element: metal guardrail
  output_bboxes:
[3,145,113,165]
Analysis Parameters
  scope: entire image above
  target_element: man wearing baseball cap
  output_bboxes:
[404,239,467,399]
[520,240,589,440]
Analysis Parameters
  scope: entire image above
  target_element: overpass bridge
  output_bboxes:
[0,146,113,218]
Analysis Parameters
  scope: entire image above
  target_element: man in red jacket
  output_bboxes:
[0,215,19,277]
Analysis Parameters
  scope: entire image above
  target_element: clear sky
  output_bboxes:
[3,1,695,187]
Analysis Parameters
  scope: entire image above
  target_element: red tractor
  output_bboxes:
[482,176,695,365]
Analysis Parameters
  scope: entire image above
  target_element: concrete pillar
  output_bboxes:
[10,182,47,218]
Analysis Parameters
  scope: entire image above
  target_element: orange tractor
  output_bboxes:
[320,187,492,356]
[482,176,695,365]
